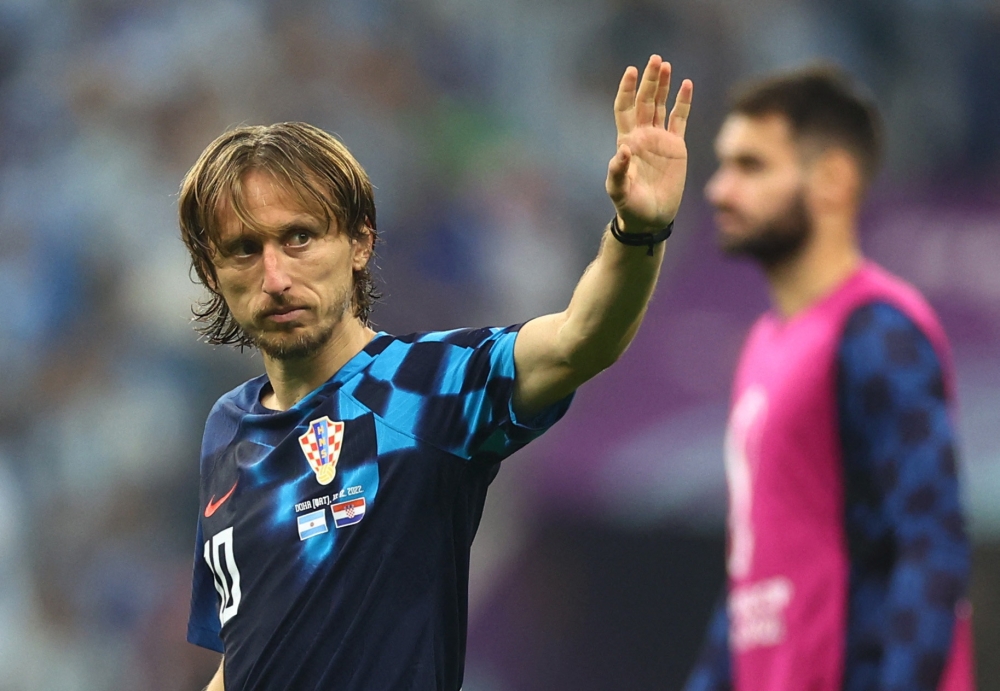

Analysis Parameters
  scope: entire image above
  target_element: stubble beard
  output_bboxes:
[718,192,813,271]
[248,286,355,361]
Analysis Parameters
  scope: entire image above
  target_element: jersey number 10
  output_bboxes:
[205,527,242,626]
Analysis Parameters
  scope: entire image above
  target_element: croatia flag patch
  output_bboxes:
[331,498,366,528]
[296,509,328,541]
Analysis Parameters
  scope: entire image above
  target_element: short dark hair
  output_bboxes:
[730,65,883,183]
[178,122,380,347]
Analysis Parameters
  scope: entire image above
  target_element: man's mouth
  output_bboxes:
[714,209,747,233]
[260,305,308,323]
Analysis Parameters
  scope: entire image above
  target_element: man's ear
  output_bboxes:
[807,147,860,213]
[352,226,374,271]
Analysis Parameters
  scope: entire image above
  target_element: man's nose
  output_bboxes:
[261,243,292,296]
[705,170,722,206]
[704,168,730,208]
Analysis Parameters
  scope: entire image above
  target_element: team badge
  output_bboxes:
[298,416,344,485]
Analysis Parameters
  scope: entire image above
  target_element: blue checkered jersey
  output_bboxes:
[187,326,572,691]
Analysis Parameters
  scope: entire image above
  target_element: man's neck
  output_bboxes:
[764,221,863,319]
[260,319,376,411]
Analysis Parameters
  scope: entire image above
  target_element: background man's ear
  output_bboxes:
[808,147,861,212]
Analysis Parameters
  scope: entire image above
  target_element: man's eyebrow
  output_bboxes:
[275,217,325,233]
[731,152,765,166]
[219,215,324,241]
[215,232,253,255]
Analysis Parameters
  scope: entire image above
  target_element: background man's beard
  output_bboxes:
[248,288,354,361]
[719,194,813,270]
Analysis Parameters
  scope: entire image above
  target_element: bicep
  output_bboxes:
[513,313,576,418]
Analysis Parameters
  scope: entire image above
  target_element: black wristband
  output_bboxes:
[609,215,673,256]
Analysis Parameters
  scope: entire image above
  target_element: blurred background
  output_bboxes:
[0,0,998,688]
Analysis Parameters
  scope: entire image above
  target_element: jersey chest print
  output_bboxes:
[201,411,381,627]
[725,385,767,580]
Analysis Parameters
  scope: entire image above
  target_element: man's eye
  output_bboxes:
[225,239,259,257]
[288,231,311,247]
[235,240,259,256]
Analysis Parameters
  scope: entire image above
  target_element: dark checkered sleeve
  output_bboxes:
[837,302,970,691]
[683,592,733,691]
[351,326,572,464]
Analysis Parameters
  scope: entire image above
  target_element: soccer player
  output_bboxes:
[181,55,692,691]
[683,68,974,691]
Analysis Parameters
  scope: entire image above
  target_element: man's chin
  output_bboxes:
[717,231,753,256]
[252,326,335,361]
[717,230,809,268]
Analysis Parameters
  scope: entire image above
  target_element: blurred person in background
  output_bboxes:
[179,55,692,691]
[685,67,973,691]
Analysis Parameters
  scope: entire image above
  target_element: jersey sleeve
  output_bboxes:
[458,325,574,463]
[187,517,224,653]
[683,591,734,691]
[837,302,970,691]
[355,326,573,464]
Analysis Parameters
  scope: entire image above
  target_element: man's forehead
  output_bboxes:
[214,174,328,237]
[715,112,796,156]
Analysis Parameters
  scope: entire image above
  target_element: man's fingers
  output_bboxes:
[652,62,672,129]
[616,57,690,136]
[634,55,663,125]
[614,66,639,134]
[667,79,694,139]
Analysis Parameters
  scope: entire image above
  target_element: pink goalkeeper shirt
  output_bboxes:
[725,261,973,691]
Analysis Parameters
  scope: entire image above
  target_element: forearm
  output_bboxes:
[559,221,666,368]
[514,222,666,414]
[879,544,969,690]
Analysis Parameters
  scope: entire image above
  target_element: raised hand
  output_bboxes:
[606,55,693,234]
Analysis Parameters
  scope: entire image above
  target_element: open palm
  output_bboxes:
[606,55,693,233]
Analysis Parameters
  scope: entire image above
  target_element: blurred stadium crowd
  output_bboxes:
[0,0,998,689]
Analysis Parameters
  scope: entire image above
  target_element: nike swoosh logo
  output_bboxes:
[205,482,238,518]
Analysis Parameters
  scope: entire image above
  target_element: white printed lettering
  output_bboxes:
[729,576,793,651]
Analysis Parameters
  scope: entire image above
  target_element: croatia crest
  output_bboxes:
[298,416,344,485]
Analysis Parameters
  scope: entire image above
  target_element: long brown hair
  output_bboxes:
[178,122,379,347]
